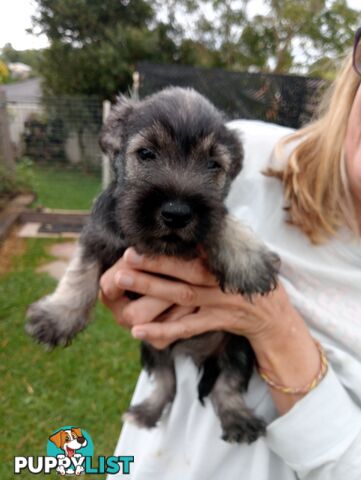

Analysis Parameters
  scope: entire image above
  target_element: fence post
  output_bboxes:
[102,99,112,190]
[132,71,140,100]
[0,89,15,172]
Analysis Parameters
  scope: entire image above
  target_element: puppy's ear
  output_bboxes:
[223,127,244,179]
[99,95,135,159]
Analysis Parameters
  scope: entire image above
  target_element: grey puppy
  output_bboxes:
[26,87,279,443]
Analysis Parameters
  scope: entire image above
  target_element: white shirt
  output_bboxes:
[108,120,361,480]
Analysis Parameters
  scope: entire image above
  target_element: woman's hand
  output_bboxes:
[100,247,295,350]
[99,250,199,338]
[100,247,322,414]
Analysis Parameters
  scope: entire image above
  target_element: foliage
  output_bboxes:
[193,0,359,75]
[0,42,43,73]
[159,0,360,76]
[0,60,9,83]
[176,39,222,68]
[31,0,177,98]
[22,113,68,164]
[0,238,139,478]
[29,0,360,96]
[0,158,34,210]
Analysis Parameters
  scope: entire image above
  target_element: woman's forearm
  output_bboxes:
[250,309,322,415]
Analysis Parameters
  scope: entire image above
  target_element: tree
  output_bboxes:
[31,0,360,95]
[31,0,178,98]
[1,43,20,63]
[170,0,359,76]
[1,42,43,72]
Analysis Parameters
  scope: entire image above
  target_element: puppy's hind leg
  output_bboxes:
[123,343,176,429]
[206,215,280,296]
[211,336,266,444]
[25,246,100,348]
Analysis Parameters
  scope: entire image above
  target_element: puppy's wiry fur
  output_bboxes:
[26,87,280,443]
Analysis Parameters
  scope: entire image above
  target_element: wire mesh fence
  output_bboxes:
[0,91,103,212]
[5,95,103,171]
[136,62,328,129]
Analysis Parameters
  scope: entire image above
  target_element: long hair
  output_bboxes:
[267,55,360,243]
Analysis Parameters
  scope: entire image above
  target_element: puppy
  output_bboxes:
[26,87,279,443]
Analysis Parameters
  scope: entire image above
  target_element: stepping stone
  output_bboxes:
[37,260,69,280]
[35,242,77,280]
[49,242,77,260]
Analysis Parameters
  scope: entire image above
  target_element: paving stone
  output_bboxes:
[17,223,79,238]
[37,260,69,280]
[49,242,77,260]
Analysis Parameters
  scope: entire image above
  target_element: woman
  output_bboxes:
[101,36,361,480]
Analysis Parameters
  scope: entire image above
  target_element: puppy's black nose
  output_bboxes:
[160,200,193,229]
[77,436,86,445]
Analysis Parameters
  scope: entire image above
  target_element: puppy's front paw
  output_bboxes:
[220,412,266,444]
[25,296,88,348]
[238,248,280,296]
[211,247,280,297]
[123,402,163,429]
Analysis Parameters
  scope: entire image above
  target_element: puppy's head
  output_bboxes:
[100,87,243,256]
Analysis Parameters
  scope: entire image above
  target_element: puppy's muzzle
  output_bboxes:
[160,200,193,229]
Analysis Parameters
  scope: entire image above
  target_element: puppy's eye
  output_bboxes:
[207,160,222,171]
[137,148,156,161]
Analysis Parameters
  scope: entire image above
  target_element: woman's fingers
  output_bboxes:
[123,247,217,287]
[115,267,248,309]
[99,248,216,304]
[115,268,199,305]
[131,307,229,349]
[122,296,173,326]
[99,256,127,301]
[101,286,173,328]
[157,305,195,323]
[100,294,131,327]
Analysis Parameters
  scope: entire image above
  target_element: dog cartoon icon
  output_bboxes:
[49,427,87,476]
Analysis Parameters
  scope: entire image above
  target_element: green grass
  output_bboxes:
[30,165,102,210]
[0,239,140,479]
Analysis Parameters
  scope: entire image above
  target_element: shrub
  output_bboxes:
[22,114,67,163]
[0,61,9,84]
[0,158,35,210]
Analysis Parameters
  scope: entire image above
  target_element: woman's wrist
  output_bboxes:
[249,308,322,415]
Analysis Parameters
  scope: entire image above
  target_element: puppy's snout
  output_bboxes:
[160,200,193,229]
[77,436,86,445]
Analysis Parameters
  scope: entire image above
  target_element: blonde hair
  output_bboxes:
[267,55,360,243]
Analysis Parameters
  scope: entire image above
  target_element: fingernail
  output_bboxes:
[126,248,144,264]
[115,272,134,287]
[132,329,147,340]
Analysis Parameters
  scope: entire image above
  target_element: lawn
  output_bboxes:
[0,238,140,479]
[30,164,102,210]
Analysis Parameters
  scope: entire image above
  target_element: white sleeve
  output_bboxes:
[266,367,361,479]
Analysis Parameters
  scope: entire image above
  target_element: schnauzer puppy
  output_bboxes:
[26,87,279,444]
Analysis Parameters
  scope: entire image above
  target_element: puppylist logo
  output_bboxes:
[14,426,134,476]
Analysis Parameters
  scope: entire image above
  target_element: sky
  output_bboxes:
[0,0,360,51]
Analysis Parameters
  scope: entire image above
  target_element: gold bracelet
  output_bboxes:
[257,340,328,395]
